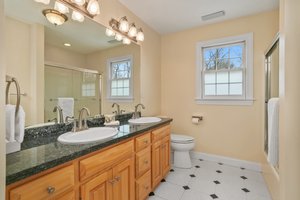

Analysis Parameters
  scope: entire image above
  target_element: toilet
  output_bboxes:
[171,134,195,169]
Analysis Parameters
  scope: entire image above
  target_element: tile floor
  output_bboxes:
[148,158,272,200]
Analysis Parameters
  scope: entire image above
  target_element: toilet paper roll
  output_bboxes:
[192,118,199,124]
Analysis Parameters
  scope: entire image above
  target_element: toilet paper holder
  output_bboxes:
[192,116,203,122]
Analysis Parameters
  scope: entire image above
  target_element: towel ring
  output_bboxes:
[6,75,21,115]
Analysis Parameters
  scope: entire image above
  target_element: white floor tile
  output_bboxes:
[147,196,167,200]
[188,177,217,195]
[180,190,210,200]
[154,182,184,200]
[165,170,192,186]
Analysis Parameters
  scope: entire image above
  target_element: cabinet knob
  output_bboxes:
[108,179,116,184]
[144,160,149,164]
[115,176,121,182]
[143,140,149,144]
[144,185,149,190]
[47,186,56,194]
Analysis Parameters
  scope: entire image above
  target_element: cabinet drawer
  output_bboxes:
[152,125,170,142]
[135,133,151,152]
[136,170,151,200]
[56,191,76,200]
[80,140,134,181]
[10,165,75,200]
[136,146,151,178]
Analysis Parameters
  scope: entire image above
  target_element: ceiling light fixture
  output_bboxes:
[54,1,69,14]
[106,17,145,44]
[34,0,50,5]
[201,11,225,21]
[42,9,68,26]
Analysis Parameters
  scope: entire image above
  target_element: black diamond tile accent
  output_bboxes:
[218,162,223,165]
[190,174,196,178]
[241,167,245,170]
[242,188,250,193]
[195,165,200,168]
[183,186,190,190]
[161,179,166,182]
[216,170,222,173]
[210,194,219,199]
[240,176,248,180]
[170,169,174,172]
[149,192,155,196]
[199,159,204,161]
[213,180,221,184]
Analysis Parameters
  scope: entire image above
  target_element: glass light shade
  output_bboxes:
[34,0,50,5]
[106,28,115,37]
[136,29,144,41]
[72,11,85,22]
[87,0,100,15]
[128,24,137,37]
[43,9,68,26]
[119,17,129,32]
[115,33,123,41]
[123,37,131,45]
[54,1,69,14]
[71,0,85,6]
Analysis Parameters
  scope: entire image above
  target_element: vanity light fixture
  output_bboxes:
[106,17,145,44]
[72,10,85,22]
[34,0,50,5]
[87,0,100,15]
[71,0,85,6]
[43,9,68,26]
[54,1,69,14]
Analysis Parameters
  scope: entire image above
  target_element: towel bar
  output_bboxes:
[5,75,21,115]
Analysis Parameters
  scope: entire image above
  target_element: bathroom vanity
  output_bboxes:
[6,118,172,200]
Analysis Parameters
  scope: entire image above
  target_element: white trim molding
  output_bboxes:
[191,151,262,172]
[195,33,254,106]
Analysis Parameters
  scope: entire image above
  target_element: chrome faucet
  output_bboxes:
[133,103,145,119]
[53,105,63,124]
[112,103,125,115]
[78,107,91,131]
[66,116,77,132]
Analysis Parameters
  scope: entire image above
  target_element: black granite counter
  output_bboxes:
[6,117,172,185]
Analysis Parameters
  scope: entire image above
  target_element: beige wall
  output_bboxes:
[161,10,279,163]
[94,0,161,116]
[86,44,141,114]
[279,0,300,199]
[0,0,5,197]
[5,17,44,126]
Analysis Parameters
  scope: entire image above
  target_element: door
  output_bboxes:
[161,136,170,177]
[152,140,162,188]
[81,170,113,200]
[112,157,135,200]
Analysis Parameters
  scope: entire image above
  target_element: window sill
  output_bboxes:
[195,98,255,106]
[106,97,134,103]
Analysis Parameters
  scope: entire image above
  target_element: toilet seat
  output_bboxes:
[171,134,194,144]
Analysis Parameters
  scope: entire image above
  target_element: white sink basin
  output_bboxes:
[128,117,162,124]
[58,127,118,145]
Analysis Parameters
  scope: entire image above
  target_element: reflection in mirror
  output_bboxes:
[5,0,141,127]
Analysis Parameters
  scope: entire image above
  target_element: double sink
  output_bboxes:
[58,117,162,145]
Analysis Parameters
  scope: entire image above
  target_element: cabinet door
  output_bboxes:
[112,157,135,200]
[55,191,75,200]
[152,140,162,188]
[161,136,171,177]
[81,170,113,200]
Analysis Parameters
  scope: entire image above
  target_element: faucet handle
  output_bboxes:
[65,116,77,132]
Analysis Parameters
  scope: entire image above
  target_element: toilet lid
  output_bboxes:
[171,134,194,143]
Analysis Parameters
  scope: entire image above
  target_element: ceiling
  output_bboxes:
[118,0,279,34]
[5,0,122,54]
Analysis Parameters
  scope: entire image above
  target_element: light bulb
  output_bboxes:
[34,0,50,5]
[71,0,85,6]
[136,29,144,41]
[123,37,131,45]
[115,33,123,41]
[72,11,85,22]
[119,17,129,32]
[54,1,69,14]
[106,28,115,37]
[87,0,100,15]
[128,23,137,37]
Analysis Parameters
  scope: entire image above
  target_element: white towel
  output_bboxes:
[5,105,15,142]
[57,97,74,122]
[104,120,120,126]
[15,106,25,143]
[267,98,280,166]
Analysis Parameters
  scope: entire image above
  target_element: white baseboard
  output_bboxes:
[191,151,262,172]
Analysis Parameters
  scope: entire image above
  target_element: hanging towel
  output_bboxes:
[267,98,280,166]
[15,105,25,143]
[5,105,15,142]
[57,97,74,122]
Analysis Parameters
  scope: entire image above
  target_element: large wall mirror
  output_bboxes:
[5,0,141,126]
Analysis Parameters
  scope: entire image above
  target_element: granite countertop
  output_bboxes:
[6,117,172,185]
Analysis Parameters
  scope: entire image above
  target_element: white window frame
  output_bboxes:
[106,55,134,102]
[196,33,254,105]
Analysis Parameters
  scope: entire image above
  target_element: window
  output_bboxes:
[196,33,253,105]
[107,55,133,101]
